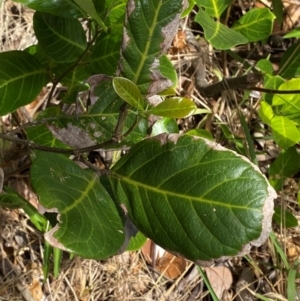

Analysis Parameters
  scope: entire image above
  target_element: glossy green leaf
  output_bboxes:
[233,8,275,42]
[149,97,196,118]
[151,117,179,136]
[120,0,185,95]
[73,0,107,31]
[109,134,275,262]
[196,0,232,18]
[273,206,298,228]
[195,8,248,50]
[34,12,87,63]
[271,116,300,149]
[31,152,124,259]
[113,77,144,109]
[279,41,300,78]
[258,101,274,126]
[268,146,300,190]
[0,51,47,115]
[13,0,83,18]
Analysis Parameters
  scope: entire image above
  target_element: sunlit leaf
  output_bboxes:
[271,116,300,149]
[151,117,179,136]
[149,97,197,118]
[110,134,276,263]
[113,77,144,110]
[284,28,300,39]
[196,0,232,18]
[233,8,275,42]
[258,101,274,126]
[120,0,185,95]
[195,8,248,50]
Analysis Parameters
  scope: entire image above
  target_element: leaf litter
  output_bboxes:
[0,0,300,300]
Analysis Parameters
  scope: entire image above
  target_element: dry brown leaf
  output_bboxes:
[156,252,186,279]
[27,279,45,301]
[141,239,186,279]
[205,266,233,299]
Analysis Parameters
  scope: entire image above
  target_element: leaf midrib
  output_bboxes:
[131,1,162,84]
[113,174,260,211]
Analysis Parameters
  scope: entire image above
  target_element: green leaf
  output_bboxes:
[233,8,275,42]
[107,3,126,36]
[0,187,48,232]
[272,79,300,121]
[113,77,144,110]
[26,107,71,148]
[263,75,285,104]
[159,55,178,88]
[195,0,232,18]
[55,63,90,102]
[120,0,185,95]
[149,97,197,118]
[88,33,121,76]
[0,51,47,115]
[182,0,196,17]
[284,28,300,39]
[278,41,300,78]
[73,0,107,31]
[31,152,124,259]
[256,59,273,75]
[271,116,300,149]
[109,134,275,262]
[272,0,284,26]
[195,8,248,50]
[273,206,298,228]
[185,129,214,140]
[268,146,300,190]
[258,101,274,126]
[33,12,87,63]
[47,79,147,146]
[127,232,147,251]
[13,0,83,18]
[151,117,179,136]
[287,269,297,301]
